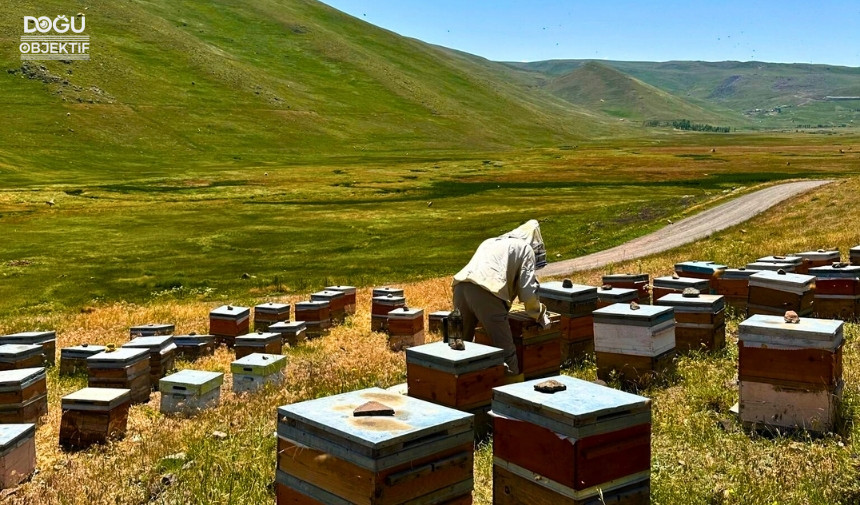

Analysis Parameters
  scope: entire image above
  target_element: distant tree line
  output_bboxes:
[643,119,731,133]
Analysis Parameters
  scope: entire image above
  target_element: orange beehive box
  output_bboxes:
[656,293,726,352]
[253,303,290,332]
[0,424,36,489]
[0,368,47,424]
[386,307,425,351]
[294,301,331,339]
[371,293,406,332]
[311,290,347,324]
[60,387,131,449]
[475,308,562,380]
[674,261,727,293]
[794,250,842,274]
[747,271,815,317]
[810,264,860,320]
[234,332,282,359]
[86,348,151,404]
[209,305,250,347]
[121,336,177,391]
[325,285,357,315]
[715,268,761,312]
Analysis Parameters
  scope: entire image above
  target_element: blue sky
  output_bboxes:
[321,1,860,67]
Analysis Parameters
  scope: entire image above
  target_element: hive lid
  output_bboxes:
[325,285,357,295]
[61,344,107,359]
[235,332,281,344]
[745,261,796,272]
[593,303,674,326]
[0,344,42,359]
[757,255,803,266]
[739,314,843,349]
[749,270,815,292]
[160,370,223,395]
[721,268,761,280]
[674,261,728,274]
[123,335,174,351]
[372,287,405,297]
[653,276,711,290]
[254,302,290,313]
[0,424,35,452]
[62,387,131,410]
[795,250,841,262]
[173,334,215,345]
[129,323,174,335]
[537,281,598,302]
[0,331,56,344]
[809,264,860,279]
[387,307,424,318]
[602,273,649,283]
[596,286,638,300]
[209,305,250,319]
[268,321,307,333]
[428,310,452,319]
[295,300,329,310]
[311,290,345,302]
[277,387,473,471]
[0,367,45,390]
[230,353,287,375]
[656,293,725,312]
[491,375,651,439]
[372,294,406,305]
[86,347,149,366]
[406,341,505,374]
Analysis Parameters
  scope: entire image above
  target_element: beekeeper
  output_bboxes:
[452,219,551,375]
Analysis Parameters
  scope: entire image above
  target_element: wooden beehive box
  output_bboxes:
[0,345,44,372]
[386,307,425,351]
[159,370,223,415]
[674,261,727,293]
[129,323,174,337]
[254,302,290,332]
[122,336,177,390]
[0,368,47,424]
[593,303,675,384]
[231,353,287,393]
[371,294,407,332]
[656,293,726,352]
[745,261,797,273]
[428,310,451,334]
[809,264,860,319]
[173,334,215,361]
[757,255,804,271]
[60,387,131,449]
[601,273,650,304]
[311,290,347,324]
[596,285,638,309]
[235,331,282,359]
[372,286,404,298]
[475,308,562,380]
[651,276,710,301]
[491,376,651,504]
[795,250,841,274]
[715,268,760,311]
[748,270,815,317]
[86,348,151,404]
[325,285,357,315]
[0,424,36,489]
[294,301,331,338]
[0,331,56,367]
[268,321,307,347]
[276,387,474,505]
[851,245,860,266]
[538,282,597,360]
[60,344,106,375]
[209,305,250,347]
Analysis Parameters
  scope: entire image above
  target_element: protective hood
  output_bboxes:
[501,219,547,268]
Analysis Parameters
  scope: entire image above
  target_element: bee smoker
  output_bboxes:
[441,308,465,350]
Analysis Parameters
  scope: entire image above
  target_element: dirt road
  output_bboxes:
[537,179,832,278]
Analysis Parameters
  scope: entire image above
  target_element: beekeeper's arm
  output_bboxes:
[517,247,552,327]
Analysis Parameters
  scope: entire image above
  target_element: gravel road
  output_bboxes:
[537,179,832,278]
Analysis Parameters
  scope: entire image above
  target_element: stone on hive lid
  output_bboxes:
[353,401,395,417]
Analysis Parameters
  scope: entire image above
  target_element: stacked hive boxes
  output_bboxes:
[537,281,598,360]
[326,285,357,316]
[428,310,451,334]
[0,368,47,423]
[386,307,425,351]
[60,387,131,449]
[491,376,651,504]
[122,336,177,391]
[173,334,215,361]
[651,276,710,301]
[276,388,474,504]
[737,315,843,433]
[475,308,562,380]
[371,288,406,332]
[757,255,804,273]
[715,268,760,311]
[87,348,151,404]
[253,303,290,332]
[851,245,860,266]
[235,331,282,359]
[745,260,797,273]
[60,344,106,374]
[0,424,36,489]
[209,305,250,348]
[311,290,347,324]
[0,345,43,372]
[596,285,638,309]
[159,370,223,415]
[231,353,287,393]
[268,321,307,347]
[809,264,860,319]
[593,303,676,385]
[601,273,650,304]
[747,270,815,316]
[656,292,726,352]
[406,341,506,437]
[795,250,841,274]
[129,324,174,337]
[674,261,727,293]
[294,301,331,339]
[0,332,56,366]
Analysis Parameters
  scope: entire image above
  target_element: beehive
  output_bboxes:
[294,301,331,339]
[231,353,287,393]
[209,305,250,347]
[0,368,47,424]
[809,264,860,319]
[326,285,357,315]
[794,250,841,274]
[386,307,425,351]
[491,376,650,504]
[593,303,675,385]
[475,308,562,380]
[86,348,151,404]
[311,290,347,324]
[254,302,290,332]
[674,261,727,293]
[276,387,474,505]
[0,331,56,366]
[656,293,726,352]
[851,246,860,266]
[538,281,598,360]
[173,334,215,361]
[371,293,407,332]
[737,315,843,433]
[129,323,174,338]
[651,276,710,301]
[268,321,307,347]
[235,331,282,359]
[0,424,36,489]
[715,268,760,311]
[159,370,223,415]
[428,310,451,334]
[372,286,405,298]
[60,387,131,449]
[748,270,815,316]
[60,344,106,375]
[757,255,804,272]
[596,285,638,309]
[601,273,650,304]
[745,261,797,273]
[122,336,177,390]
[0,345,44,372]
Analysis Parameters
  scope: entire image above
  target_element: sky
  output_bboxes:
[320,1,860,67]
